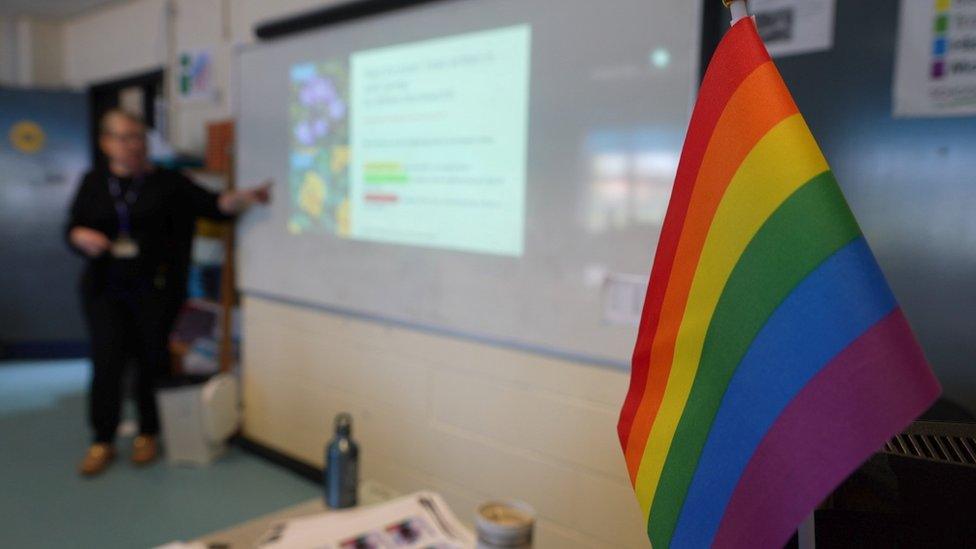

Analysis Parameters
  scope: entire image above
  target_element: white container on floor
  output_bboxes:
[156,373,240,466]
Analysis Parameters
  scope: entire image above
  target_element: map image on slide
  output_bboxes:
[288,60,351,236]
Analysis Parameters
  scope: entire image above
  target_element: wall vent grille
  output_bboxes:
[881,421,976,468]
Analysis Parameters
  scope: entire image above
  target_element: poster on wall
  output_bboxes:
[178,48,216,102]
[750,0,836,58]
[0,91,87,188]
[894,0,976,117]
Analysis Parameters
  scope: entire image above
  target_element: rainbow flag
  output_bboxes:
[617,18,941,548]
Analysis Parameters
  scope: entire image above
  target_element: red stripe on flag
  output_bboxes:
[617,19,770,452]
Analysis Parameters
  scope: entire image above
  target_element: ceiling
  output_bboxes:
[0,0,126,19]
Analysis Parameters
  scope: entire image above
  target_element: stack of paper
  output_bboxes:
[257,491,474,549]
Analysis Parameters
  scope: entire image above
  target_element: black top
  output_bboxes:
[66,167,229,298]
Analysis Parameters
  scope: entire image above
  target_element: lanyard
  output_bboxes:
[107,175,143,235]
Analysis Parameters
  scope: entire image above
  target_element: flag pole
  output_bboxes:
[723,0,750,23]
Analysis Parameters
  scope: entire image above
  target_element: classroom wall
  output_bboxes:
[61,0,341,152]
[0,17,18,84]
[0,16,81,355]
[29,19,64,88]
[0,88,89,355]
[242,296,647,549]
[0,16,64,88]
[167,0,334,155]
[0,16,30,86]
[62,0,169,88]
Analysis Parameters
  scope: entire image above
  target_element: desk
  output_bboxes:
[195,499,324,548]
[193,481,396,548]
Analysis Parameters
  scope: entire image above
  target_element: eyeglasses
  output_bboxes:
[103,132,145,144]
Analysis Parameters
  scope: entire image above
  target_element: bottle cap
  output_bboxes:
[334,412,352,436]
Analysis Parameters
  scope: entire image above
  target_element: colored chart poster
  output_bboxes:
[895,0,976,117]
[286,25,530,256]
[178,49,215,102]
[750,0,836,58]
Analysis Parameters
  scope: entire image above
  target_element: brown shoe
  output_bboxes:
[131,435,159,466]
[78,443,115,477]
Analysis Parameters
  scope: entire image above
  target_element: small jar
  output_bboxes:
[476,500,536,548]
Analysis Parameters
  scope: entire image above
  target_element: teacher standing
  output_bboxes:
[66,110,270,476]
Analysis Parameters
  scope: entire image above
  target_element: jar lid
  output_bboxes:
[476,500,535,546]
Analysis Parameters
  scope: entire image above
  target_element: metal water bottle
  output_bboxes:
[324,412,359,508]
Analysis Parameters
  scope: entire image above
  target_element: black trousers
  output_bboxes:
[81,286,181,444]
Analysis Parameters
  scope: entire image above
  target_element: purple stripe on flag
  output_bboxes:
[713,309,940,549]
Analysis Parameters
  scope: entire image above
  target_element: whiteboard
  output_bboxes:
[236,0,700,367]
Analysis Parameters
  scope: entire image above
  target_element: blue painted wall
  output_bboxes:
[0,88,89,357]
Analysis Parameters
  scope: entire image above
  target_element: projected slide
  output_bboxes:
[287,25,530,256]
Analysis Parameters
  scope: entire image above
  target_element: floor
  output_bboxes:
[0,359,319,548]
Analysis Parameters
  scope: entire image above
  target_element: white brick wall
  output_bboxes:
[241,295,651,548]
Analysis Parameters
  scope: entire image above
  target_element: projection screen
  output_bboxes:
[236,0,701,366]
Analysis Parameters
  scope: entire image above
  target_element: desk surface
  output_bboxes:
[194,481,397,548]
[195,498,325,547]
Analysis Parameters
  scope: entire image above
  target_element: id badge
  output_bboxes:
[110,234,140,259]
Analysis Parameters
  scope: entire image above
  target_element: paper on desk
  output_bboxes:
[256,491,474,549]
